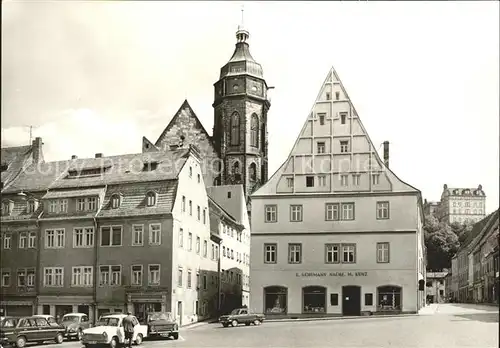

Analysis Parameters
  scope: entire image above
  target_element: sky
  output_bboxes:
[1,1,499,213]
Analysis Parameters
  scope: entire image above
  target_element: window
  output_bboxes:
[27,200,36,214]
[376,202,390,220]
[203,240,208,257]
[187,270,192,288]
[2,201,12,215]
[196,236,200,254]
[249,162,257,181]
[73,227,94,248]
[49,200,57,213]
[197,173,201,183]
[265,205,277,223]
[251,114,259,147]
[264,243,277,263]
[203,209,206,224]
[372,173,380,185]
[146,192,156,207]
[188,232,192,251]
[148,265,160,285]
[342,244,356,263]
[100,226,122,246]
[303,286,326,313]
[17,268,35,287]
[182,196,186,212]
[365,293,373,306]
[230,112,240,145]
[45,229,65,248]
[317,142,325,154]
[203,274,207,290]
[189,200,192,215]
[71,266,93,287]
[290,205,303,222]
[330,293,339,306]
[3,234,11,249]
[340,174,348,186]
[264,286,287,314]
[131,265,143,286]
[44,267,64,287]
[111,194,121,209]
[27,232,36,248]
[178,268,183,287]
[1,270,10,287]
[223,246,226,257]
[197,206,200,221]
[341,203,355,220]
[335,91,340,100]
[352,174,361,186]
[318,113,325,125]
[325,203,339,221]
[377,242,390,263]
[175,229,183,250]
[325,244,340,263]
[340,140,349,153]
[326,92,331,100]
[318,175,327,187]
[211,244,215,260]
[340,113,347,124]
[132,225,144,246]
[189,167,193,178]
[287,178,294,188]
[377,286,401,311]
[149,224,161,245]
[19,233,28,249]
[306,176,314,187]
[288,243,302,264]
[98,265,121,286]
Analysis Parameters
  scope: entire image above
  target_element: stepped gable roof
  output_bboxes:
[2,148,190,193]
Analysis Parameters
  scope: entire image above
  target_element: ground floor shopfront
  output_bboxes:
[250,269,420,317]
[0,296,37,317]
[37,295,95,323]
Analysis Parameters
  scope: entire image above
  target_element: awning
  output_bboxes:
[42,187,105,200]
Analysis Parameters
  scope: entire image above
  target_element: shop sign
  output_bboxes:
[296,271,368,277]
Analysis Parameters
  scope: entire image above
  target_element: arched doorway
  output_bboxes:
[342,285,361,316]
[263,286,287,314]
[302,286,326,313]
[377,285,402,311]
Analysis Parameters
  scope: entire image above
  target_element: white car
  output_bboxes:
[82,314,147,348]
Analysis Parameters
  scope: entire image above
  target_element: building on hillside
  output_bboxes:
[1,137,44,190]
[0,146,220,326]
[425,271,448,303]
[438,184,486,224]
[454,211,498,303]
[423,199,440,217]
[142,21,271,217]
[249,67,426,318]
[207,185,251,311]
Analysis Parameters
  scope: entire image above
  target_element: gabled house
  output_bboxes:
[1,137,44,190]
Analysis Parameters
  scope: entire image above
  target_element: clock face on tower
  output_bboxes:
[251,82,262,96]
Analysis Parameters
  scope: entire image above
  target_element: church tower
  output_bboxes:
[212,14,271,206]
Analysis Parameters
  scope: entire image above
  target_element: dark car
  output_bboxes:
[219,308,265,327]
[61,313,91,340]
[146,312,179,340]
[0,316,65,348]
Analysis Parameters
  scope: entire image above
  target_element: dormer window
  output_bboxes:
[111,194,122,209]
[2,200,13,216]
[76,197,98,212]
[146,192,157,207]
[27,199,38,214]
[143,161,158,172]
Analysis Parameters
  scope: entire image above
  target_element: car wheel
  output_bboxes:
[253,319,261,326]
[231,320,238,327]
[77,330,83,341]
[109,337,118,348]
[171,333,179,340]
[16,336,27,348]
[55,333,64,344]
[134,334,143,345]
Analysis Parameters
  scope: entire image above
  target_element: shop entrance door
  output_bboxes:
[342,286,361,316]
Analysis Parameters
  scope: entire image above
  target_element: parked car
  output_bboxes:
[219,308,265,327]
[61,313,91,340]
[82,314,148,348]
[146,312,179,340]
[32,314,60,327]
[0,316,65,348]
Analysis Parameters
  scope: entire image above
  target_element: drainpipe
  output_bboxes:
[35,217,41,315]
[93,216,98,324]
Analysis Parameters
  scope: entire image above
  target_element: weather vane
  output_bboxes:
[241,4,245,27]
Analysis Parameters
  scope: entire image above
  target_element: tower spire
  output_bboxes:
[236,4,249,43]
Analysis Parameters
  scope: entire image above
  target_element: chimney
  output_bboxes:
[95,153,103,158]
[71,155,78,160]
[31,137,43,164]
[383,141,389,168]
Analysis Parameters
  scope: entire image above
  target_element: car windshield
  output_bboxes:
[1,318,17,328]
[148,313,172,322]
[97,317,120,327]
[62,315,79,323]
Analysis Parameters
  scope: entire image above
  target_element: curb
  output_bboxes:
[264,313,418,323]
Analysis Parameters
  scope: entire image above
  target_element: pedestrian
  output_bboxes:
[122,312,138,348]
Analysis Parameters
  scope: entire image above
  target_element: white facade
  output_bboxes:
[250,67,426,317]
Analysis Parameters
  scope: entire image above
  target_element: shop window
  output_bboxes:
[330,293,339,306]
[303,286,326,313]
[264,286,287,314]
[377,285,402,311]
[365,293,373,306]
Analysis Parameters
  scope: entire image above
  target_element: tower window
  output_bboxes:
[251,114,259,147]
[249,163,257,181]
[340,113,347,124]
[230,112,240,145]
[306,176,315,187]
[232,161,241,182]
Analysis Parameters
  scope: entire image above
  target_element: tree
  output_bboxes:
[424,215,460,271]
[450,220,474,244]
